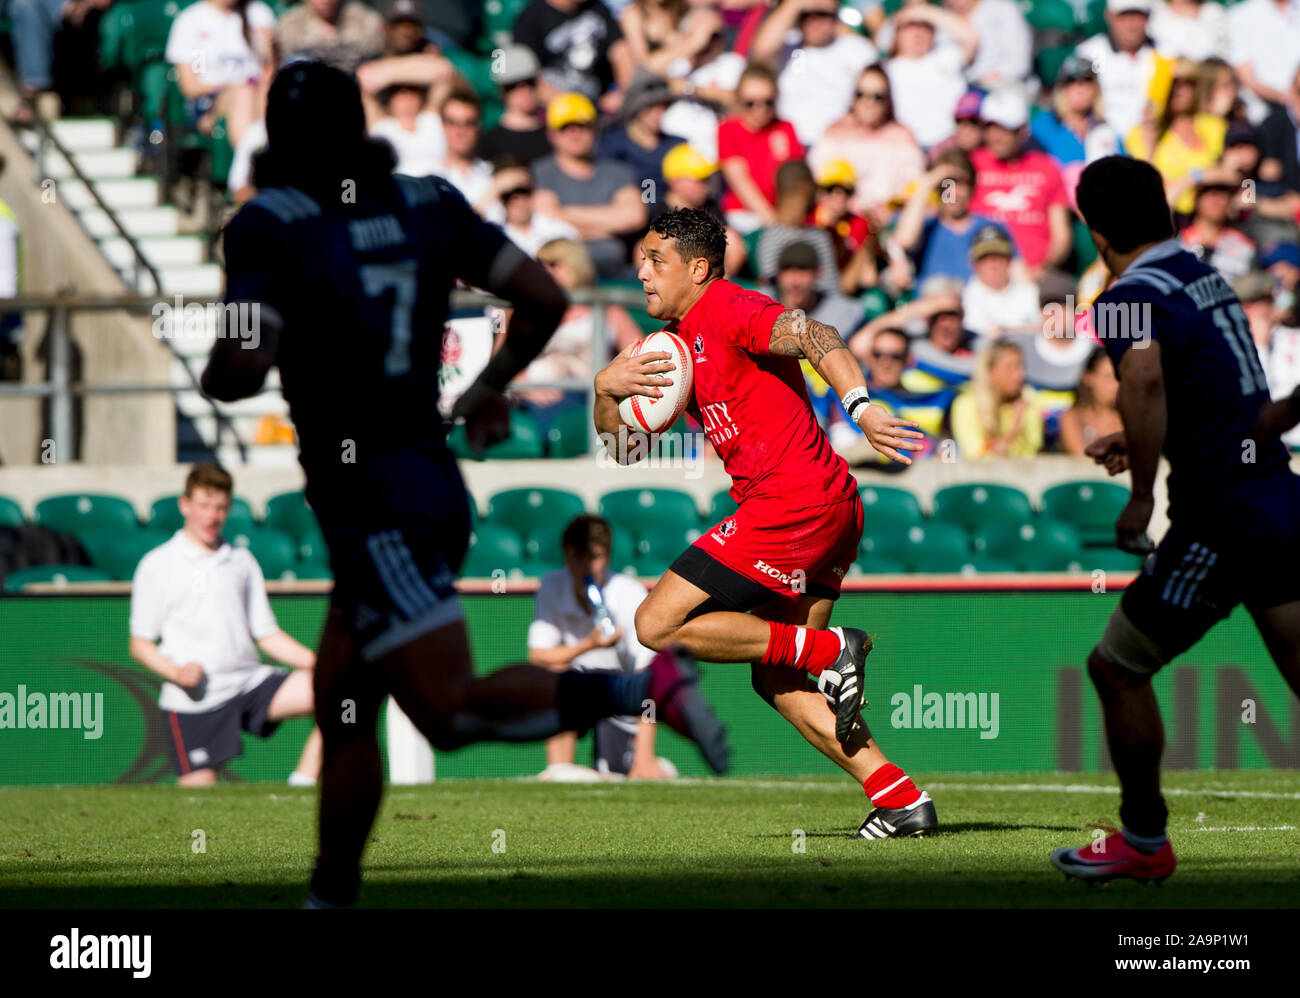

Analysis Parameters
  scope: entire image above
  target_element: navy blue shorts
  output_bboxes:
[184,94,217,128]
[1116,475,1300,667]
[165,670,290,775]
[309,450,472,661]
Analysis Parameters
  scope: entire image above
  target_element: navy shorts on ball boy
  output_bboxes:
[164,670,290,776]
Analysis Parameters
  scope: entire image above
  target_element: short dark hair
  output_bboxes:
[649,207,727,279]
[561,514,613,555]
[184,462,233,497]
[775,159,815,197]
[1075,156,1175,254]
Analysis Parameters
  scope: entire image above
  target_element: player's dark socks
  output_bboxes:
[864,762,921,810]
[1119,794,1169,847]
[760,621,841,675]
[1121,826,1169,856]
[309,859,359,909]
[556,669,651,731]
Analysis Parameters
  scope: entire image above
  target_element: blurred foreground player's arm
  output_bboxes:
[765,308,925,465]
[1111,339,1167,555]
[1254,384,1300,443]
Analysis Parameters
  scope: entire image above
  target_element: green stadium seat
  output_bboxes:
[1079,0,1107,36]
[486,488,586,536]
[230,527,300,579]
[462,524,524,577]
[859,485,923,528]
[264,491,319,540]
[482,0,532,51]
[1035,44,1078,91]
[296,527,327,565]
[932,484,1033,530]
[864,522,971,572]
[522,522,565,563]
[1023,0,1076,33]
[707,488,738,525]
[853,554,907,574]
[610,529,637,573]
[281,561,332,582]
[600,488,700,532]
[1078,548,1144,572]
[78,528,169,581]
[1071,215,1098,273]
[35,493,139,536]
[448,409,545,459]
[972,518,1085,571]
[148,494,255,535]
[546,405,593,458]
[520,559,564,578]
[0,495,23,527]
[1042,480,1129,546]
[636,523,701,563]
[3,565,113,593]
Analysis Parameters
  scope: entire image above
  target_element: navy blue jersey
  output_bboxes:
[221,176,523,500]
[1094,239,1292,517]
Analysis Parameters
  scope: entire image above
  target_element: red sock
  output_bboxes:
[759,622,842,676]
[863,763,920,809]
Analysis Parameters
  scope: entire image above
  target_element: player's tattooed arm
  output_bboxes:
[767,309,848,368]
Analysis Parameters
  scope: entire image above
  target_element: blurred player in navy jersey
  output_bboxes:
[1050,156,1300,885]
[201,61,728,909]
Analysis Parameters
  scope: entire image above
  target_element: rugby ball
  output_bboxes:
[617,330,694,433]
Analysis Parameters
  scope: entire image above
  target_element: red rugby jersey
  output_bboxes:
[668,280,857,507]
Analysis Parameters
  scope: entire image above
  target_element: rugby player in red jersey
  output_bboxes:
[594,208,938,838]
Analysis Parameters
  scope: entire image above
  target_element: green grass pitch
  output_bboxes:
[2,772,1298,908]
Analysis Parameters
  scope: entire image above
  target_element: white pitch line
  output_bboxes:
[1195,825,1298,832]
[657,778,1300,801]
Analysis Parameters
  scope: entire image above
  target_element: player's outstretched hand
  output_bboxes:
[1085,431,1129,476]
[857,403,925,465]
[595,344,675,402]
[586,625,623,649]
[1115,494,1156,556]
[175,662,205,689]
[450,379,511,456]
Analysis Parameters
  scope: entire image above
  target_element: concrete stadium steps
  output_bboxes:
[131,264,224,297]
[78,205,182,238]
[98,235,207,270]
[20,116,117,152]
[58,176,164,212]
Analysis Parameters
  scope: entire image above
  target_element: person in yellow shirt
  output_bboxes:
[951,340,1044,458]
[1126,58,1227,216]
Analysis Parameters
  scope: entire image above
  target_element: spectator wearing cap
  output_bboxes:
[969,88,1074,277]
[951,340,1044,458]
[486,158,580,257]
[941,0,1032,91]
[1031,56,1125,175]
[533,93,649,278]
[477,45,551,166]
[660,144,749,276]
[1074,0,1167,140]
[889,149,1008,290]
[814,159,873,271]
[378,0,432,56]
[597,69,685,215]
[884,1,979,151]
[717,63,804,234]
[770,240,867,337]
[1257,65,1300,205]
[1058,348,1122,455]
[961,225,1041,338]
[1179,168,1258,280]
[1263,243,1300,324]
[658,7,746,162]
[276,0,385,71]
[749,0,879,148]
[1227,0,1300,126]
[1127,58,1228,217]
[754,160,843,295]
[165,0,275,150]
[825,327,955,466]
[939,90,988,158]
[851,275,987,390]
[1237,267,1300,447]
[807,65,926,223]
[513,0,636,105]
[1150,0,1229,61]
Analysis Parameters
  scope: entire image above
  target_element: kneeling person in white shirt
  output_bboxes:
[528,515,675,780]
[129,464,322,787]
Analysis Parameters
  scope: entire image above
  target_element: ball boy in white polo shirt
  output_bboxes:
[129,463,322,786]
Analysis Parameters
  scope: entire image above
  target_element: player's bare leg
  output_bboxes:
[178,768,217,787]
[265,663,323,783]
[307,608,387,909]
[1249,600,1300,698]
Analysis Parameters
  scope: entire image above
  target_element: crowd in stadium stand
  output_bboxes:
[7,0,1300,458]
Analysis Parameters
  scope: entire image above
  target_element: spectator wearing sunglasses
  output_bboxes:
[717,62,804,233]
[433,89,495,213]
[487,158,579,257]
[1030,56,1125,177]
[749,0,879,148]
[808,64,926,225]
[477,45,552,166]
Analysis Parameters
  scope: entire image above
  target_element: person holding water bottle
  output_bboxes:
[527,514,679,781]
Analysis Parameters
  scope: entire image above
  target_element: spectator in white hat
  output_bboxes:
[477,44,552,165]
[1073,0,1164,139]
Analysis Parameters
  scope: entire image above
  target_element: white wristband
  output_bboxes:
[842,386,871,421]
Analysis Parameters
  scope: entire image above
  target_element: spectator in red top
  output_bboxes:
[969,88,1074,278]
[718,62,804,234]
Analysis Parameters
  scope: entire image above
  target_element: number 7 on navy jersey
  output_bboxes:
[360,260,418,377]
